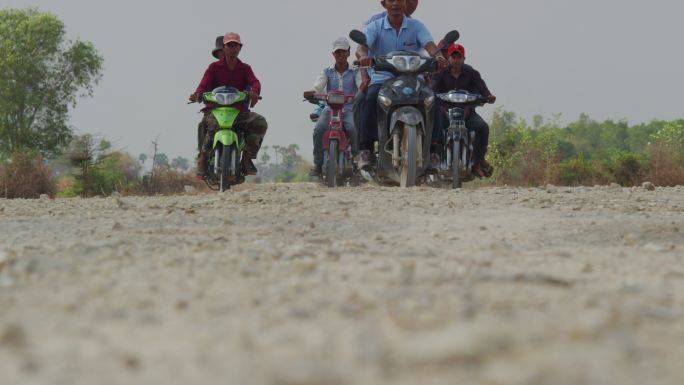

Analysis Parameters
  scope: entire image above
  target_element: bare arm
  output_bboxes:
[357,45,370,64]
[424,42,446,70]
[303,71,327,99]
[425,42,443,59]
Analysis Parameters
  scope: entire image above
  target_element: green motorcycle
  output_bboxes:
[200,86,249,192]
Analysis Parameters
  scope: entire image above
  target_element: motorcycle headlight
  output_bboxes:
[327,93,345,105]
[389,55,425,72]
[424,95,435,107]
[438,92,478,104]
[378,94,392,108]
[214,92,241,105]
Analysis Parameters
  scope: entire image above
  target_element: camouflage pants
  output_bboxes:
[197,111,268,159]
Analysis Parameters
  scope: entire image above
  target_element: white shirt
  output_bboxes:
[312,65,363,94]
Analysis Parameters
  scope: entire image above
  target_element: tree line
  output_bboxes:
[487,109,684,187]
[1,8,682,198]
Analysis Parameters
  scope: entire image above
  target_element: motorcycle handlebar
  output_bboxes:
[188,95,262,104]
[304,93,355,105]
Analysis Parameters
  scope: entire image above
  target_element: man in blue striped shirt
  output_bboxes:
[356,0,445,169]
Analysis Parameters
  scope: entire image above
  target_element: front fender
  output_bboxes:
[448,124,468,142]
[389,106,425,135]
[211,107,240,129]
[213,129,238,149]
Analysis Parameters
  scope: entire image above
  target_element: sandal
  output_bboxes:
[474,160,494,178]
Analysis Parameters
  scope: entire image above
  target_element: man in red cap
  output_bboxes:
[432,43,496,177]
[189,32,268,177]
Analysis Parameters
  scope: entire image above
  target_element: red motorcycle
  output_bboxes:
[306,91,357,187]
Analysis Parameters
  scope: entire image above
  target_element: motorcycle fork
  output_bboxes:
[213,132,244,172]
[446,122,467,167]
[392,129,400,168]
[390,123,423,168]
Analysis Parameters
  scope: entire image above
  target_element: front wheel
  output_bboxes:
[326,140,339,188]
[220,144,235,192]
[451,140,462,189]
[399,124,418,188]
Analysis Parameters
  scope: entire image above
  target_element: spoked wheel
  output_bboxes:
[326,140,338,188]
[399,124,418,188]
[451,140,462,189]
[219,144,235,192]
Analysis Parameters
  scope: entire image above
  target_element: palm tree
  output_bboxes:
[272,145,281,165]
[260,145,271,164]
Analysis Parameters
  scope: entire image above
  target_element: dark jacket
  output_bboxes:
[432,64,491,97]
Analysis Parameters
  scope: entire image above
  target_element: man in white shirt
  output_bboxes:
[303,37,363,177]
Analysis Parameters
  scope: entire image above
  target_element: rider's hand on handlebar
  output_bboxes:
[249,91,260,108]
[487,95,497,104]
[358,56,373,68]
[189,93,200,103]
[303,90,315,99]
[436,55,448,71]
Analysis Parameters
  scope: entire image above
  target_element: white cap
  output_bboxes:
[332,37,350,52]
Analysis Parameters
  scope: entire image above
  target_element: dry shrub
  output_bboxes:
[557,157,611,186]
[55,175,75,192]
[143,167,208,195]
[0,153,55,199]
[646,145,684,186]
[491,148,561,186]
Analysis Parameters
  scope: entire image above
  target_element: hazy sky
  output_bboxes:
[5,0,684,161]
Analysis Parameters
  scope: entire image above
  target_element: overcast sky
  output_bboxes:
[5,0,684,161]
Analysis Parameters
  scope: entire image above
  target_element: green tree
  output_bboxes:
[154,153,169,168]
[652,121,684,154]
[260,145,270,164]
[272,145,282,165]
[170,156,190,171]
[0,8,103,159]
[281,144,301,170]
[64,134,141,196]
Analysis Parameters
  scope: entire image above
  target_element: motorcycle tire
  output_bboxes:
[400,124,418,188]
[452,140,462,189]
[233,144,243,184]
[326,140,338,188]
[220,144,234,192]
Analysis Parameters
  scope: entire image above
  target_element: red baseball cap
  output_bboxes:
[447,43,465,59]
[223,32,242,45]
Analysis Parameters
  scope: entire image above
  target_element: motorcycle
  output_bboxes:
[305,91,357,187]
[194,86,257,192]
[349,29,459,187]
[434,90,490,188]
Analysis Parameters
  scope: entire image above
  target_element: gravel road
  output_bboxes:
[1,183,683,385]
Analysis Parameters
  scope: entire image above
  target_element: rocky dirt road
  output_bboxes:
[1,183,683,385]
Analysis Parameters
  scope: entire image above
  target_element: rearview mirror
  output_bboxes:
[441,30,460,49]
[349,30,368,47]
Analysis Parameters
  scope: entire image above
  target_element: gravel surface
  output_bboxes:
[1,183,683,385]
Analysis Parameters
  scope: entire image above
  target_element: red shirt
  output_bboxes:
[194,58,261,112]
